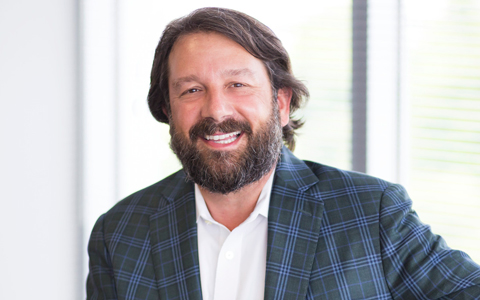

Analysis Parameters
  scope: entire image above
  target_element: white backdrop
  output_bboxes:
[0,0,81,299]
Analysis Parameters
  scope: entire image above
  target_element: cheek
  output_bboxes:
[235,96,273,120]
[170,105,195,133]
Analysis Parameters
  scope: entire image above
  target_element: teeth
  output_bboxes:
[205,131,241,144]
[215,136,238,144]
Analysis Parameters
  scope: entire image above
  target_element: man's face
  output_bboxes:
[167,32,291,194]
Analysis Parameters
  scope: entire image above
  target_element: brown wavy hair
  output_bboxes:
[147,7,309,150]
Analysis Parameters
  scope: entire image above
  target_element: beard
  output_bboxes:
[169,102,283,194]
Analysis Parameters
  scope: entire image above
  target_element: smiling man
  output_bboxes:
[87,7,480,300]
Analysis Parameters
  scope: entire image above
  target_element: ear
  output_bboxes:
[276,87,292,127]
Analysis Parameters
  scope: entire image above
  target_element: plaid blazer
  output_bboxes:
[87,146,480,299]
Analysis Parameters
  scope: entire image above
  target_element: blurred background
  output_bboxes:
[1,0,479,299]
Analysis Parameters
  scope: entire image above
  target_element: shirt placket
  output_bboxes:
[213,227,243,300]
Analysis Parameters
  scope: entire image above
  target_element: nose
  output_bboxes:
[201,88,234,122]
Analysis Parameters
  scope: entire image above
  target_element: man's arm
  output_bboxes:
[380,184,480,299]
[86,214,118,300]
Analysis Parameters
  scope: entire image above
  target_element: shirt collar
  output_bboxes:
[195,171,275,224]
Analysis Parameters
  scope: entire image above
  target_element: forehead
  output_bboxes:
[170,31,247,59]
[167,31,269,79]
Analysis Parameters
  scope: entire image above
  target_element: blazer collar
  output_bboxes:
[148,171,203,300]
[275,146,321,192]
[265,146,325,300]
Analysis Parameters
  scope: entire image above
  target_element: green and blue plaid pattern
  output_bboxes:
[87,146,480,299]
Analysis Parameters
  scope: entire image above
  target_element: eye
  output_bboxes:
[231,83,244,88]
[182,88,201,96]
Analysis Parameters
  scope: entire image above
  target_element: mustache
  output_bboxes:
[189,118,253,141]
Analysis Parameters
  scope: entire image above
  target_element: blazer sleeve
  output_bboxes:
[86,214,118,300]
[379,184,480,299]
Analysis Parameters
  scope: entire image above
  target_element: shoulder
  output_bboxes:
[304,160,392,191]
[276,147,403,219]
[277,146,398,203]
[98,169,190,231]
[279,146,392,191]
[304,160,397,209]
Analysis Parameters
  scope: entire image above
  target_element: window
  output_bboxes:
[402,0,480,262]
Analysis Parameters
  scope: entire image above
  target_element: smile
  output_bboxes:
[204,131,241,144]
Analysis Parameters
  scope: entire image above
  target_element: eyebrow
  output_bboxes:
[221,68,256,77]
[171,75,200,90]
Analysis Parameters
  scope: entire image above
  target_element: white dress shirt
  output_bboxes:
[195,172,274,300]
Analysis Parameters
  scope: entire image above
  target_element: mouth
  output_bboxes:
[204,131,241,144]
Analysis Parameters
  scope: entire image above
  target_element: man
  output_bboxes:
[87,7,480,300]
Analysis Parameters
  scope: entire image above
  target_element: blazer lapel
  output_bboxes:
[148,171,203,300]
[265,147,325,300]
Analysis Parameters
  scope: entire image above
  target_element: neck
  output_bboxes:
[198,166,275,231]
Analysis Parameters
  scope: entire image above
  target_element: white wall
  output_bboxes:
[0,0,81,299]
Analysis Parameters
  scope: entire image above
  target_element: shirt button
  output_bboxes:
[225,251,234,260]
[205,220,212,225]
